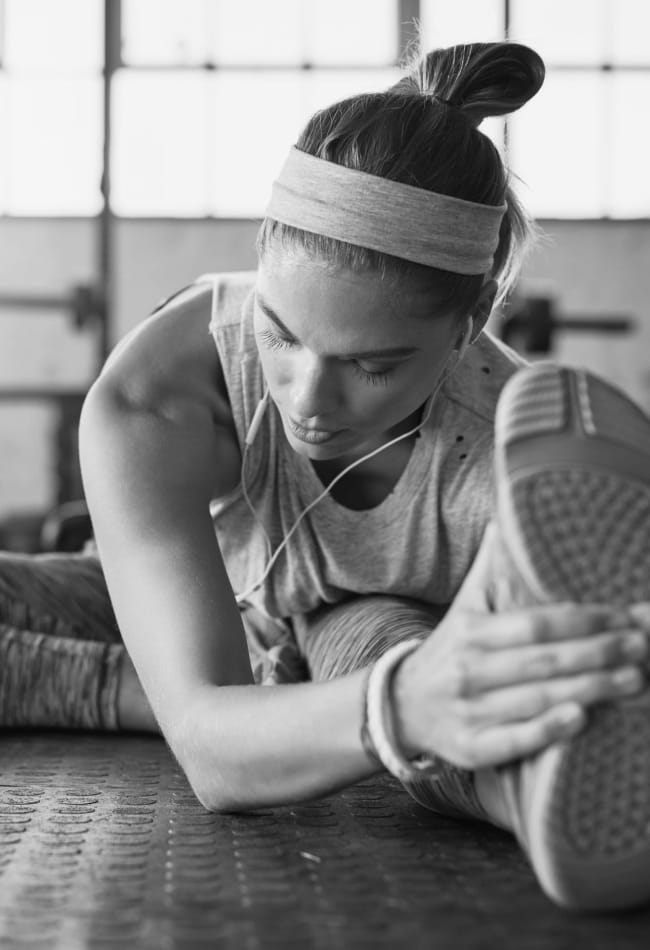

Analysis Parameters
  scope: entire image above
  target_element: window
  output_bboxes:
[0,0,103,215]
[420,0,650,217]
[2,0,649,218]
[114,0,402,215]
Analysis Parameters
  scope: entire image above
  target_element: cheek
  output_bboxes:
[343,383,406,427]
[257,346,287,389]
[356,370,440,424]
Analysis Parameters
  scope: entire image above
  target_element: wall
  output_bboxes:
[1,217,649,519]
[516,220,650,409]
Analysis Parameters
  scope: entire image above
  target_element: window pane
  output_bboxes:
[307,0,397,65]
[480,117,506,156]
[419,0,503,48]
[306,68,400,114]
[608,0,650,64]
[7,78,103,215]
[508,72,606,217]
[4,0,102,73]
[122,0,212,66]
[212,72,305,216]
[211,70,400,217]
[124,0,398,67]
[112,72,213,215]
[213,0,304,65]
[509,0,607,65]
[610,73,650,216]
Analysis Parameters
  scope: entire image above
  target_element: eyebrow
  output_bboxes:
[255,295,419,360]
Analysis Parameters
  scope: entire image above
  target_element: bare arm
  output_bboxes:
[79,286,378,810]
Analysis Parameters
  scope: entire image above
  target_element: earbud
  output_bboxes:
[245,389,270,445]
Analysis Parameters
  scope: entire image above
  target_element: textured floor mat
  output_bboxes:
[0,733,649,949]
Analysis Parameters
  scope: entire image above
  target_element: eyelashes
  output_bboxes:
[257,327,293,352]
[351,363,392,388]
[257,327,394,387]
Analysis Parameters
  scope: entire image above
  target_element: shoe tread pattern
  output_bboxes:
[556,699,650,858]
[513,469,650,606]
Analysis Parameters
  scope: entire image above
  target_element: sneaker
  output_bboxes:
[493,362,650,911]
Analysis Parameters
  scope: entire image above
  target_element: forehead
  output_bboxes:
[255,250,457,355]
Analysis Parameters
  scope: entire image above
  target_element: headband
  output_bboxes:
[265,147,507,275]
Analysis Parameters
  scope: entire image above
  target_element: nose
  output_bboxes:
[288,351,338,422]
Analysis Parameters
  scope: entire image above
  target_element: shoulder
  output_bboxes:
[84,275,250,500]
[440,330,526,428]
[97,275,235,427]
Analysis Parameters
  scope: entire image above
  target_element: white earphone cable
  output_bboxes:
[240,442,273,563]
[235,382,438,605]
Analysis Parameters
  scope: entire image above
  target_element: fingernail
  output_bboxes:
[556,704,584,727]
[613,668,644,690]
[624,633,648,660]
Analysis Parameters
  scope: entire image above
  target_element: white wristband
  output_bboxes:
[366,639,440,784]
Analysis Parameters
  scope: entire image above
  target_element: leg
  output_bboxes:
[0,550,128,730]
[461,363,650,910]
[294,595,491,822]
[0,550,121,642]
[295,595,444,681]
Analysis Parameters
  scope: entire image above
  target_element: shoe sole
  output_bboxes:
[495,363,650,910]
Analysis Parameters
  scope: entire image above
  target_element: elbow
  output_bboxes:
[187,771,254,815]
[192,787,242,815]
[173,733,253,814]
[169,692,277,815]
[178,739,268,814]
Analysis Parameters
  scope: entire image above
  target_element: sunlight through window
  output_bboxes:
[1,0,649,219]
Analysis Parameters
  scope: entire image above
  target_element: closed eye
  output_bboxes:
[257,326,296,351]
[258,326,397,387]
[351,363,394,386]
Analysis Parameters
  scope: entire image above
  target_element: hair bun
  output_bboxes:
[392,42,545,127]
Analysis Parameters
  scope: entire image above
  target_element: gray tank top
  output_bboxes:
[203,271,524,621]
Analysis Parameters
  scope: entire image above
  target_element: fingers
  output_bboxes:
[410,602,650,773]
[469,703,587,769]
[462,602,634,650]
[467,664,644,728]
[438,665,644,768]
[455,628,647,696]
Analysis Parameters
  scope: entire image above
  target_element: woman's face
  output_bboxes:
[254,247,464,462]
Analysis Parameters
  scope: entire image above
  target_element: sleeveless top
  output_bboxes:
[201,271,524,623]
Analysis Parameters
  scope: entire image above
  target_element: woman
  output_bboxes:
[2,42,649,911]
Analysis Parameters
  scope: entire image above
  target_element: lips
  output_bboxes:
[287,418,341,445]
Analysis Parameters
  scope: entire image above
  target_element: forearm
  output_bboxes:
[170,669,379,811]
[117,653,160,733]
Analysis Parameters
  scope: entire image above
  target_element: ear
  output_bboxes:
[469,278,498,340]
